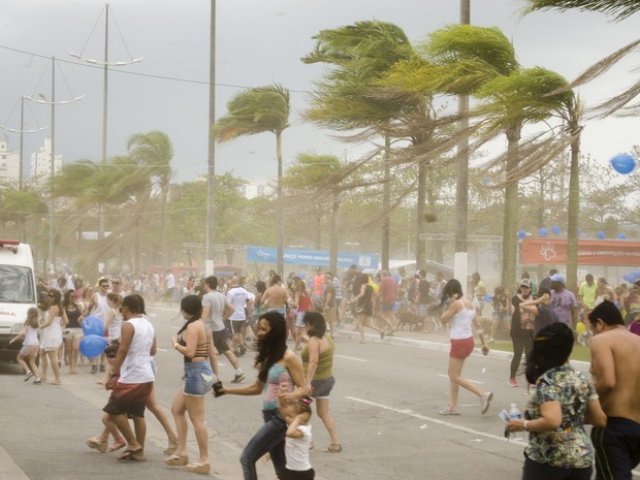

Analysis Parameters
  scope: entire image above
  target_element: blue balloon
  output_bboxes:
[517,229,527,240]
[539,227,548,238]
[79,334,108,358]
[610,153,636,175]
[597,231,606,240]
[551,225,561,235]
[82,315,104,336]
[618,233,626,240]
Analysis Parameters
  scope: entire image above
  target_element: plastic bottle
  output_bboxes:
[509,403,523,439]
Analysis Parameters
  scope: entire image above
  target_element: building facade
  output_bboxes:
[30,138,62,185]
[0,140,20,186]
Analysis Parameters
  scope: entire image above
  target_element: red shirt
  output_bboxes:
[380,277,398,305]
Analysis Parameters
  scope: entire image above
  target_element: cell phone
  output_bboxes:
[212,381,225,397]
[504,425,511,439]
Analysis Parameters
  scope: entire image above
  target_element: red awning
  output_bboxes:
[520,237,640,266]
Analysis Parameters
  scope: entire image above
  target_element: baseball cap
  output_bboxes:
[550,273,565,284]
[519,279,531,288]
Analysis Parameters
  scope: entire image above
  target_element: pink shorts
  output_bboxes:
[449,337,474,359]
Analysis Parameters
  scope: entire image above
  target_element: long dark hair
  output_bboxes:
[48,289,64,313]
[525,322,574,384]
[255,311,288,383]
[435,278,463,310]
[178,294,203,335]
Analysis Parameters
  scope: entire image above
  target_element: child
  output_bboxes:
[85,341,126,453]
[280,396,315,480]
[9,307,42,384]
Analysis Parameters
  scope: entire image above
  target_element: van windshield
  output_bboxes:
[0,265,35,303]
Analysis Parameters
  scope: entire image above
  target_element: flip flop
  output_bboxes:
[107,440,126,453]
[325,443,342,453]
[186,463,210,474]
[118,448,144,461]
[165,453,189,466]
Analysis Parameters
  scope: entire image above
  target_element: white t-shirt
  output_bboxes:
[285,424,312,471]
[226,287,255,321]
[166,273,176,289]
[202,290,227,332]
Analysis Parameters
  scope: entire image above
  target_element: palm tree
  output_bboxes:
[282,153,344,272]
[526,1,640,117]
[474,67,574,288]
[127,131,174,270]
[303,21,417,271]
[214,84,290,275]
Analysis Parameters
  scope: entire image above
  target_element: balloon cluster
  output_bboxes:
[79,316,107,358]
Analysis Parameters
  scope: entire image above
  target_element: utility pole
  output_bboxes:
[98,3,110,242]
[206,0,217,275]
[455,0,470,253]
[49,57,56,273]
[19,96,25,190]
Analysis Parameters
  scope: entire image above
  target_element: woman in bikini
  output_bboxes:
[165,294,215,475]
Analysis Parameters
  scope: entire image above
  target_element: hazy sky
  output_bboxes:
[1,0,639,184]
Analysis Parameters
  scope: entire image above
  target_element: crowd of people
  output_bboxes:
[8,264,640,479]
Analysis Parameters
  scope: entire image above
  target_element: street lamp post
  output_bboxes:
[25,58,84,273]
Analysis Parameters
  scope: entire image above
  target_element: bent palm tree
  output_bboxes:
[214,84,290,275]
[128,131,174,270]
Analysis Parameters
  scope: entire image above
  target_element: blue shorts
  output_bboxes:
[183,361,214,397]
[296,311,307,327]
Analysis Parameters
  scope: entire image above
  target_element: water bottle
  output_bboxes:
[509,403,522,439]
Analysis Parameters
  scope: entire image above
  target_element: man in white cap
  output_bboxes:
[549,273,578,330]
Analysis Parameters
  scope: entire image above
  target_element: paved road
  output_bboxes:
[0,306,557,480]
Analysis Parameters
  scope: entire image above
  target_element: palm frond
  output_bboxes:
[525,0,640,21]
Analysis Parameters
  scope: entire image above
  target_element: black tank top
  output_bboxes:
[66,308,81,329]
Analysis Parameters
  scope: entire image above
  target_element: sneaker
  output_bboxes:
[230,373,245,384]
[481,392,493,415]
[90,365,98,375]
[99,364,106,373]
[507,378,518,388]
[438,407,461,416]
[24,372,34,382]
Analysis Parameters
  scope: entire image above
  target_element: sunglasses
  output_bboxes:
[111,281,121,285]
[106,355,116,359]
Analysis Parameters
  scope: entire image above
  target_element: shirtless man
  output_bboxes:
[261,274,288,315]
[589,300,640,480]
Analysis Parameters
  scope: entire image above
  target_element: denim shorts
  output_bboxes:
[183,361,214,397]
[311,376,335,399]
[296,311,307,327]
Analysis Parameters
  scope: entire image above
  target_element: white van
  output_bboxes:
[0,240,37,361]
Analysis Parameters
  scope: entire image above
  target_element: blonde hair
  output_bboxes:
[25,307,39,328]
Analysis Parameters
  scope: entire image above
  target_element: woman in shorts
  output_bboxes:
[166,294,214,475]
[301,311,341,453]
[438,279,492,416]
[63,289,83,374]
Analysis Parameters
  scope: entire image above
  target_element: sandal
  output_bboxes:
[118,447,144,461]
[325,443,342,453]
[107,439,126,453]
[86,437,108,453]
[438,407,461,416]
[165,454,189,466]
[163,441,178,456]
[186,463,210,474]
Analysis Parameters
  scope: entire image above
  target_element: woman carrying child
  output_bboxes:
[9,307,42,384]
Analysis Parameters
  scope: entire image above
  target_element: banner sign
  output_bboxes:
[521,237,640,266]
[246,246,378,270]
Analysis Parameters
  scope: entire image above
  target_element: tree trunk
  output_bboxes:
[382,133,391,271]
[161,181,169,270]
[455,0,470,253]
[501,128,521,289]
[329,191,339,274]
[415,158,427,271]
[276,130,284,276]
[566,132,581,292]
